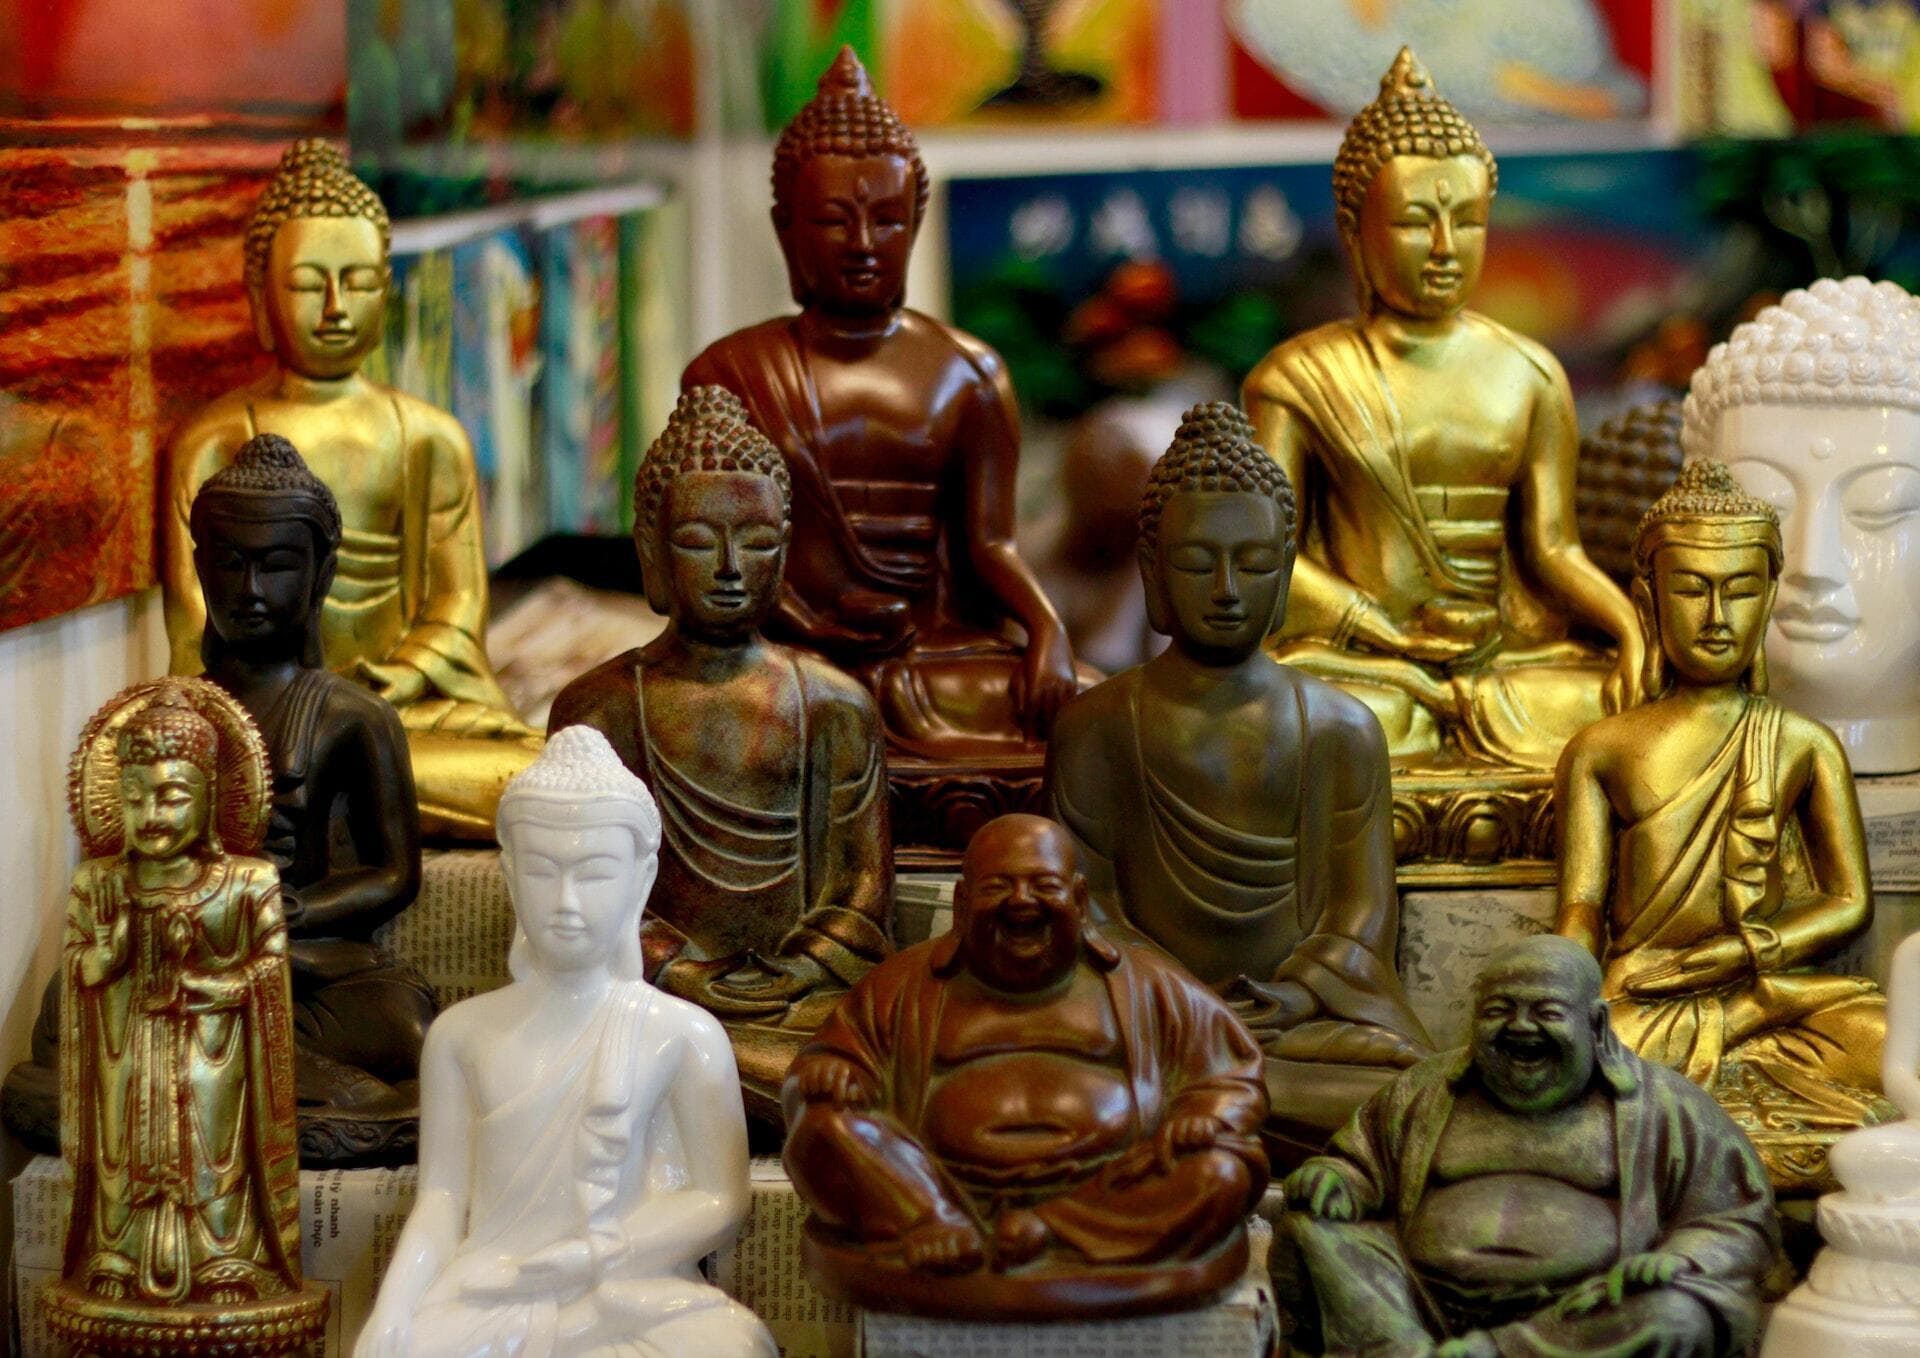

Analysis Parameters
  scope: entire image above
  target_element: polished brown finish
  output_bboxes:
[1279,936,1778,1357]
[782,814,1269,1321]
[1556,460,1889,1192]
[550,387,892,1125]
[45,678,329,1355]
[682,48,1086,776]
[1048,403,1431,1163]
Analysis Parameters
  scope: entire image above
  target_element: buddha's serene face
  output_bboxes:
[1471,962,1598,1114]
[957,822,1086,995]
[778,154,916,316]
[504,818,655,976]
[195,514,326,652]
[1355,154,1489,320]
[254,216,388,380]
[1147,491,1290,663]
[1647,542,1777,688]
[1717,404,1920,731]
[119,760,211,861]
[659,471,790,641]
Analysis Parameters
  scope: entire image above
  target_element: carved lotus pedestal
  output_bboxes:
[887,756,1047,868]
[42,1280,328,1358]
[1389,765,1558,887]
[1763,1192,1920,1354]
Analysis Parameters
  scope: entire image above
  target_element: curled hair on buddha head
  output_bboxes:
[1138,401,1297,556]
[498,725,660,983]
[191,433,342,670]
[1632,460,1783,697]
[1332,47,1496,311]
[244,139,390,291]
[634,387,791,607]
[1681,276,1920,459]
[771,45,930,233]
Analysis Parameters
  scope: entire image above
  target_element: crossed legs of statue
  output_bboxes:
[1282,1216,1720,1358]
[785,1106,1251,1267]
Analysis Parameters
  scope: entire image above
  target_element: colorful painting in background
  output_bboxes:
[347,0,695,154]
[370,191,665,568]
[1228,0,1654,122]
[0,0,343,633]
[756,0,1156,130]
[946,151,1737,425]
[1678,0,1920,135]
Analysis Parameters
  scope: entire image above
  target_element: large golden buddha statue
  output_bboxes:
[1243,49,1641,779]
[161,140,536,838]
[1556,460,1889,1191]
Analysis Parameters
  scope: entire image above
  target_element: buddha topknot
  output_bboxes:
[634,386,791,541]
[245,140,390,289]
[1140,401,1297,552]
[772,46,929,228]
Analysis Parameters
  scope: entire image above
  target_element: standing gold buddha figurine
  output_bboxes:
[161,140,536,839]
[1243,49,1641,863]
[45,678,327,1355]
[1556,460,1889,1192]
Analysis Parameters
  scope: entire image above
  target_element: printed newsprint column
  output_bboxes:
[1860,772,1920,891]
[11,1156,417,1358]
[860,1218,1277,1358]
[377,848,515,1003]
[709,1157,859,1358]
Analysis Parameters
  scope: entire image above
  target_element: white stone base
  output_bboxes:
[1762,1287,1920,1357]
[1395,888,1556,1051]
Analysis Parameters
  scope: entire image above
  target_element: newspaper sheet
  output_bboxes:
[11,1156,417,1358]
[375,849,514,1005]
[1860,771,1920,891]
[708,1158,859,1358]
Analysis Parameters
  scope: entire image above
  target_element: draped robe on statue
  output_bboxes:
[683,317,1042,754]
[1050,667,1430,1147]
[62,857,303,1304]
[405,983,764,1358]
[1602,693,1888,1153]
[548,649,892,1114]
[1284,1049,1780,1356]
[1247,319,1613,768]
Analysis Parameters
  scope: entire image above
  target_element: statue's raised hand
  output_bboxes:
[1626,936,1749,998]
[1283,1162,1358,1221]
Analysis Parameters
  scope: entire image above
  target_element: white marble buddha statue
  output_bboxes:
[355,725,774,1358]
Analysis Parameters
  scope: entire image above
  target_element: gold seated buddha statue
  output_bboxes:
[1242,49,1643,871]
[161,140,537,840]
[1556,461,1892,1192]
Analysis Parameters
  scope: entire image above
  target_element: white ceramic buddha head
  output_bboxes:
[495,725,661,984]
[1684,277,1920,773]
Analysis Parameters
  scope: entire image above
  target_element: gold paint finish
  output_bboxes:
[160,141,535,839]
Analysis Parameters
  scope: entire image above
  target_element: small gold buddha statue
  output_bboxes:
[549,386,894,1125]
[1243,48,1642,776]
[1556,460,1890,1191]
[161,139,536,839]
[682,48,1089,773]
[46,678,327,1353]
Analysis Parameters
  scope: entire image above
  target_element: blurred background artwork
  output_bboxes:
[347,0,695,155]
[1228,0,1655,123]
[1679,0,1920,135]
[0,0,344,633]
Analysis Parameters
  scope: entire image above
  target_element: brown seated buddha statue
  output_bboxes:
[548,387,893,1125]
[682,48,1092,852]
[1047,402,1431,1163]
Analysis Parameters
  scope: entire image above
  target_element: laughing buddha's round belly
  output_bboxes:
[924,1051,1135,1171]
[1406,1175,1619,1286]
